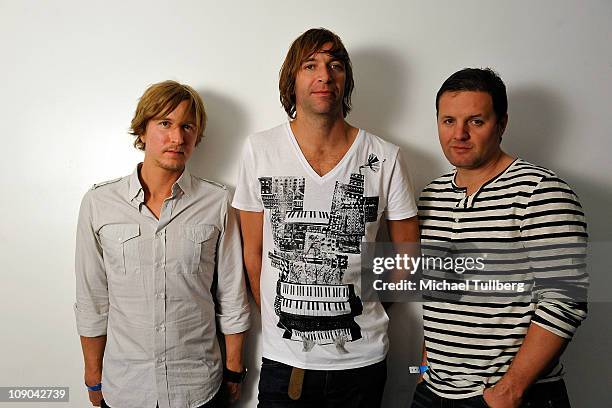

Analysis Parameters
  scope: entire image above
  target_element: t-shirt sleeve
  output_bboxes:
[232,137,264,212]
[385,148,418,220]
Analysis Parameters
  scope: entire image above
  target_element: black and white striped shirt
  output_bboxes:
[418,158,588,399]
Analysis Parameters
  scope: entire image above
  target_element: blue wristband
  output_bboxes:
[86,383,102,392]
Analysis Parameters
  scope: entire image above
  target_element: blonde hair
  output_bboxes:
[129,80,207,150]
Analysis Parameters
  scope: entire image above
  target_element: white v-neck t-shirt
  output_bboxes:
[233,122,417,369]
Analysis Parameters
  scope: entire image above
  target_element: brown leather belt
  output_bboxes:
[288,367,305,400]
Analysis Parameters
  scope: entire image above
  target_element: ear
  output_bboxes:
[498,113,508,141]
[138,132,147,150]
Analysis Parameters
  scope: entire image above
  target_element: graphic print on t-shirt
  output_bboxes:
[259,158,381,353]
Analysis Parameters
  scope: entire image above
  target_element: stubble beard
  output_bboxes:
[155,157,186,173]
[301,98,343,121]
[447,145,502,171]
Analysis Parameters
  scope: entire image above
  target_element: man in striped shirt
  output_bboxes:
[411,68,587,408]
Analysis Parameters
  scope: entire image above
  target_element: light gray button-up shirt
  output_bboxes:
[74,165,250,408]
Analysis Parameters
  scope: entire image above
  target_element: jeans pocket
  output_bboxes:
[259,359,293,398]
[261,357,287,369]
[522,380,571,408]
[543,394,571,408]
[478,395,490,408]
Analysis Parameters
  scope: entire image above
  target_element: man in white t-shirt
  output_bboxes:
[232,28,420,407]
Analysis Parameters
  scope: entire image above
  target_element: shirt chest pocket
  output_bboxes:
[99,223,141,275]
[181,224,219,273]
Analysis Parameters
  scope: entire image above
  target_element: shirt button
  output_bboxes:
[157,325,166,332]
[157,357,165,363]
[454,218,459,222]
[157,293,166,299]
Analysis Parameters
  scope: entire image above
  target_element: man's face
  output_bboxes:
[294,42,346,118]
[141,100,197,172]
[437,91,507,170]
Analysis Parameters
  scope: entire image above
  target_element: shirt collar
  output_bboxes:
[128,164,145,204]
[450,170,468,193]
[174,167,193,197]
[450,158,520,193]
[127,163,193,204]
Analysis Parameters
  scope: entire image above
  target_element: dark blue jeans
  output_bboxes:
[258,357,387,408]
[411,379,571,408]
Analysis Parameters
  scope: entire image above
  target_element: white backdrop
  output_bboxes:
[1,1,610,407]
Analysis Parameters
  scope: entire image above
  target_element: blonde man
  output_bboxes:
[75,81,250,408]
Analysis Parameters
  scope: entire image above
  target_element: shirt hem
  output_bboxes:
[422,379,484,400]
[424,373,564,399]
[231,201,263,212]
[260,352,387,371]
[189,378,222,408]
[532,318,575,340]
[76,326,108,337]
[218,322,251,335]
[386,209,418,221]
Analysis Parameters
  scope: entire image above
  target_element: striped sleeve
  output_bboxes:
[521,176,588,339]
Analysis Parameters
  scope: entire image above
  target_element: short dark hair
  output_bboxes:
[279,28,354,119]
[436,68,507,123]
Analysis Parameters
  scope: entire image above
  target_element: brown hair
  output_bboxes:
[279,28,354,119]
[129,80,207,150]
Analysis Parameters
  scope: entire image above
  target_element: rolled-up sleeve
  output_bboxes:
[74,190,109,337]
[215,191,250,334]
[522,176,589,339]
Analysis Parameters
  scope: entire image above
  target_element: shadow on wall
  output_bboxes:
[350,46,410,134]
[187,90,260,407]
[505,86,612,238]
[350,46,446,193]
[554,175,612,407]
[506,87,612,406]
[188,89,249,188]
[350,46,437,408]
[231,297,262,408]
[504,85,570,165]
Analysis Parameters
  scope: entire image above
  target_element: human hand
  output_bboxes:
[85,372,103,407]
[482,384,522,408]
[87,389,103,406]
[225,381,241,404]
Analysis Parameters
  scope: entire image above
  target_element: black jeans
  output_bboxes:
[258,357,387,408]
[411,380,571,408]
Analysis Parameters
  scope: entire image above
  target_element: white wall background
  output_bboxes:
[1,0,610,406]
